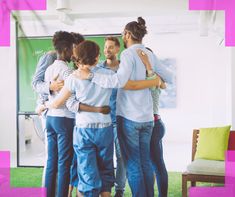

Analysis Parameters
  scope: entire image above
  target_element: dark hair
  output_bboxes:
[105,36,120,47]
[125,17,147,41]
[70,32,85,45]
[74,40,100,65]
[52,31,75,53]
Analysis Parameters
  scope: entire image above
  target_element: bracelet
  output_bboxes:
[146,73,157,80]
[147,70,154,77]
[146,73,157,91]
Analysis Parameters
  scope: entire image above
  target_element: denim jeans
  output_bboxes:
[40,115,47,187]
[45,116,74,197]
[116,116,154,197]
[113,125,126,192]
[69,152,78,187]
[151,119,168,197]
[73,125,115,197]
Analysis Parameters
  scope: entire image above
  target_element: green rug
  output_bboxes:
[10,168,185,197]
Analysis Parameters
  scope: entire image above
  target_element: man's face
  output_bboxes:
[104,40,120,60]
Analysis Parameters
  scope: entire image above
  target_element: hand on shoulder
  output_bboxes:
[47,50,56,55]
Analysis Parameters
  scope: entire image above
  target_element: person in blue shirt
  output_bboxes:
[40,40,115,197]
[66,36,166,197]
[99,36,126,197]
[76,17,173,197]
[43,31,76,197]
[38,39,162,197]
[32,33,84,190]
[33,33,110,197]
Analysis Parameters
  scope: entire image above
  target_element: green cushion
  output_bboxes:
[195,125,231,161]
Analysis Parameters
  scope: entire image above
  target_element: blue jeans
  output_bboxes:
[69,152,78,187]
[45,116,74,197]
[40,115,47,187]
[113,125,126,192]
[117,116,154,197]
[73,125,115,197]
[151,119,168,197]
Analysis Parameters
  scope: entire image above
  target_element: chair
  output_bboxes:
[182,129,235,197]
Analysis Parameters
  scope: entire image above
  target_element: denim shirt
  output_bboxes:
[32,53,57,104]
[91,44,173,123]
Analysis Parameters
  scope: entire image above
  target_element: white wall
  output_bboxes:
[0,20,17,166]
[231,48,235,129]
[144,32,231,142]
[18,16,232,144]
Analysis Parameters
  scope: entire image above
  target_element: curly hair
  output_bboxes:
[70,32,85,45]
[74,40,100,66]
[124,17,147,42]
[52,31,75,53]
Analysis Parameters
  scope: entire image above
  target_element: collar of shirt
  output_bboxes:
[90,65,98,72]
[54,59,68,65]
[97,61,106,69]
[98,61,119,72]
[128,43,144,49]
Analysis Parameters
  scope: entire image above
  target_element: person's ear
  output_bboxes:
[126,32,131,40]
[115,47,120,54]
[60,50,66,58]
[62,47,68,56]
[93,55,99,65]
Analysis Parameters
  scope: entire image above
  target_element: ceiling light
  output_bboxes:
[56,0,71,13]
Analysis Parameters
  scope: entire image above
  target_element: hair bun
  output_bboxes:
[124,17,147,41]
[137,17,146,26]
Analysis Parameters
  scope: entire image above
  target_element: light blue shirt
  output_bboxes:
[65,66,113,127]
[98,61,119,125]
[91,43,173,122]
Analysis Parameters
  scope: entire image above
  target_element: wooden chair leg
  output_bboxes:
[191,181,196,187]
[182,174,188,197]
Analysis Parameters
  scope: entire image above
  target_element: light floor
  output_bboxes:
[19,127,191,172]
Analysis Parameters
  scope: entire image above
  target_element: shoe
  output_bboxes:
[114,190,124,197]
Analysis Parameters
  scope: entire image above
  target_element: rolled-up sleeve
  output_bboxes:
[91,50,134,88]
[152,54,173,84]
[66,93,80,113]
[64,75,80,113]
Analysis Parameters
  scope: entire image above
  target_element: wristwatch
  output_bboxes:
[87,72,94,80]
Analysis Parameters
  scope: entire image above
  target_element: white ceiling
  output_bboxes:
[17,0,191,20]
[13,0,224,38]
